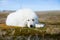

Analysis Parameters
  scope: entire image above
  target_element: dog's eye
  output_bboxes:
[32,19,34,21]
[27,20,29,21]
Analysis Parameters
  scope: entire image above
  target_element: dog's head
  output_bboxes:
[26,18,39,28]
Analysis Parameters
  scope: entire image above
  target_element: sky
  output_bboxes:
[0,0,60,11]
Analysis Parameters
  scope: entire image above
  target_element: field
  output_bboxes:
[0,10,60,40]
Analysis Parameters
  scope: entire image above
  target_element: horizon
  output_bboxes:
[0,0,60,11]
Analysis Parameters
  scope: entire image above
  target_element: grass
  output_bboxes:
[0,24,60,36]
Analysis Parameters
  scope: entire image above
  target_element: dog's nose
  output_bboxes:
[30,25,33,28]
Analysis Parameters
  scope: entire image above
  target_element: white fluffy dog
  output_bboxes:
[6,8,39,28]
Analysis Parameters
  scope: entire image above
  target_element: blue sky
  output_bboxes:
[0,0,60,11]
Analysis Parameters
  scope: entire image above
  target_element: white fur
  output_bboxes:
[35,24,45,28]
[6,8,39,27]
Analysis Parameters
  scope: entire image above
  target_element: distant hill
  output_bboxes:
[0,10,15,14]
[36,10,60,16]
[0,10,60,15]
